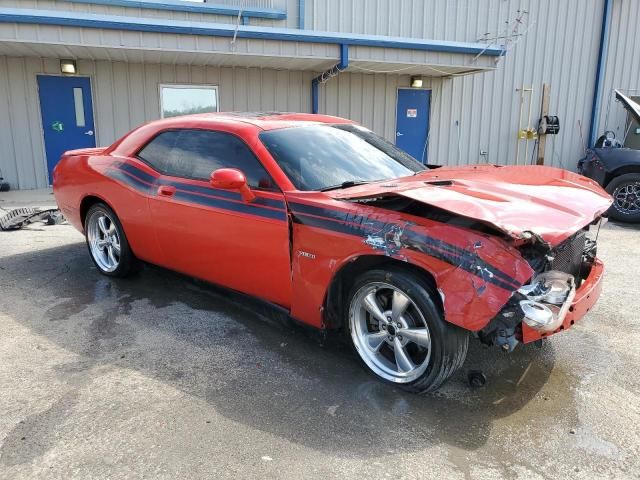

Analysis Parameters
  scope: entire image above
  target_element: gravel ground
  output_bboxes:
[0,211,639,479]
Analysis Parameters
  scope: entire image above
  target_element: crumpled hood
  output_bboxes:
[329,165,612,245]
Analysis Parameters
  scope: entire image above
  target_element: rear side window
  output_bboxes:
[137,129,277,190]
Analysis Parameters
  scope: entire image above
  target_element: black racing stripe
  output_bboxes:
[292,212,375,237]
[400,229,519,292]
[164,181,285,210]
[290,202,379,228]
[119,162,157,184]
[173,191,286,221]
[119,162,285,211]
[405,229,520,289]
[109,165,285,222]
[291,204,521,291]
[106,168,154,194]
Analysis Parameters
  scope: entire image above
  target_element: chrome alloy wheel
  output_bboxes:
[87,211,121,273]
[613,181,640,215]
[349,282,432,383]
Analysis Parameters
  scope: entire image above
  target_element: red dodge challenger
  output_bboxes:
[53,113,612,392]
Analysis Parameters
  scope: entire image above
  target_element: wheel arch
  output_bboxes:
[80,194,115,228]
[605,165,640,187]
[322,254,442,330]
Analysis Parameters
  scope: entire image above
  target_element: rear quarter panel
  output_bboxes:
[53,153,162,262]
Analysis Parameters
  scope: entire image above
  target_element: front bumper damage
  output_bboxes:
[479,225,605,351]
[520,257,604,343]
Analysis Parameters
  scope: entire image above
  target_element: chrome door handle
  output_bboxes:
[84,130,94,136]
[396,132,404,137]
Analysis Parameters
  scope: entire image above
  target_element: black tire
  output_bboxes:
[85,203,138,277]
[346,268,468,394]
[606,173,640,223]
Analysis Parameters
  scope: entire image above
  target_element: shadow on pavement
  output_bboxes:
[0,241,576,461]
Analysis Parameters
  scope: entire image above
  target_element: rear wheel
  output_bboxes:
[346,269,468,393]
[606,173,640,223]
[85,203,137,277]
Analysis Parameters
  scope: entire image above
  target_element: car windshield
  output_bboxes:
[259,124,426,191]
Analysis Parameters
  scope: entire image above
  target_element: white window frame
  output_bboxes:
[159,84,220,119]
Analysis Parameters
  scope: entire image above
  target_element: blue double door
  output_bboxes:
[37,75,96,183]
[395,88,431,163]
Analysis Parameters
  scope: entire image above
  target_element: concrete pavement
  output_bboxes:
[0,214,638,479]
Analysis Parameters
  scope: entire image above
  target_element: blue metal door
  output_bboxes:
[37,75,96,183]
[395,88,430,162]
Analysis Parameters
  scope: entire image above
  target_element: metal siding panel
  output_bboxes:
[599,0,640,140]
[247,67,262,110]
[6,57,36,188]
[275,69,288,110]
[24,56,48,187]
[143,62,160,119]
[111,62,131,137]
[305,0,612,169]
[0,56,18,189]
[261,68,276,110]
[233,67,249,111]
[127,62,146,129]
[94,60,116,145]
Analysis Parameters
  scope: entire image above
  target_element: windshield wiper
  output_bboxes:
[319,180,372,192]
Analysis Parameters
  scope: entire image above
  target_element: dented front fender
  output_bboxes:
[286,194,533,332]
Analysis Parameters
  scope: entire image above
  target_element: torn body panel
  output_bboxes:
[286,193,534,332]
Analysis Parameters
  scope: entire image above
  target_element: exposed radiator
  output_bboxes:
[550,230,587,277]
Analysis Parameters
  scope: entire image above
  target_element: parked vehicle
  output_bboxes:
[53,113,612,392]
[579,90,640,222]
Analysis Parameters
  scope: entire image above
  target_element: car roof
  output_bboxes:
[149,112,356,131]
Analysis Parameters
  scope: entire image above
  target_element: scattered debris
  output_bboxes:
[261,456,273,462]
[327,405,339,416]
[468,370,487,388]
[0,207,64,231]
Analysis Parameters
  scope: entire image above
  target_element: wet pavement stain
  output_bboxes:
[1,243,566,454]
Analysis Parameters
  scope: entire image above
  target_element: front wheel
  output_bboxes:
[346,269,468,393]
[606,173,640,223]
[85,203,138,277]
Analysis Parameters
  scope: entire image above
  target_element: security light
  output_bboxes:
[410,76,423,88]
[60,59,77,75]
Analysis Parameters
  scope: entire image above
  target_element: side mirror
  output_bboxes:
[210,168,256,203]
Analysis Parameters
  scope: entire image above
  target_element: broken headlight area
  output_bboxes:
[518,271,576,332]
[479,220,602,352]
[477,272,575,352]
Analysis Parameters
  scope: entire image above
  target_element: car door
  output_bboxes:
[142,128,291,308]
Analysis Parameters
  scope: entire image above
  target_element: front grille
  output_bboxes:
[550,230,586,277]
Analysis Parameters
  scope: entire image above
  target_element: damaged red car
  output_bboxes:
[53,113,612,392]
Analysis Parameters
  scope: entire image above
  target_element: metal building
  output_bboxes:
[0,0,637,190]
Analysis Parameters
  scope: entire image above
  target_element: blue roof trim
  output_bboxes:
[0,8,505,57]
[61,0,287,20]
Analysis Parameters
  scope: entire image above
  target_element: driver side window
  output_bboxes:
[137,129,277,191]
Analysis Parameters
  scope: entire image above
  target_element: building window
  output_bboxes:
[159,84,219,118]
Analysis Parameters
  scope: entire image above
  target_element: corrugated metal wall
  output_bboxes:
[598,0,640,142]
[1,0,640,189]
[0,56,314,189]
[0,0,300,28]
[310,0,612,169]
